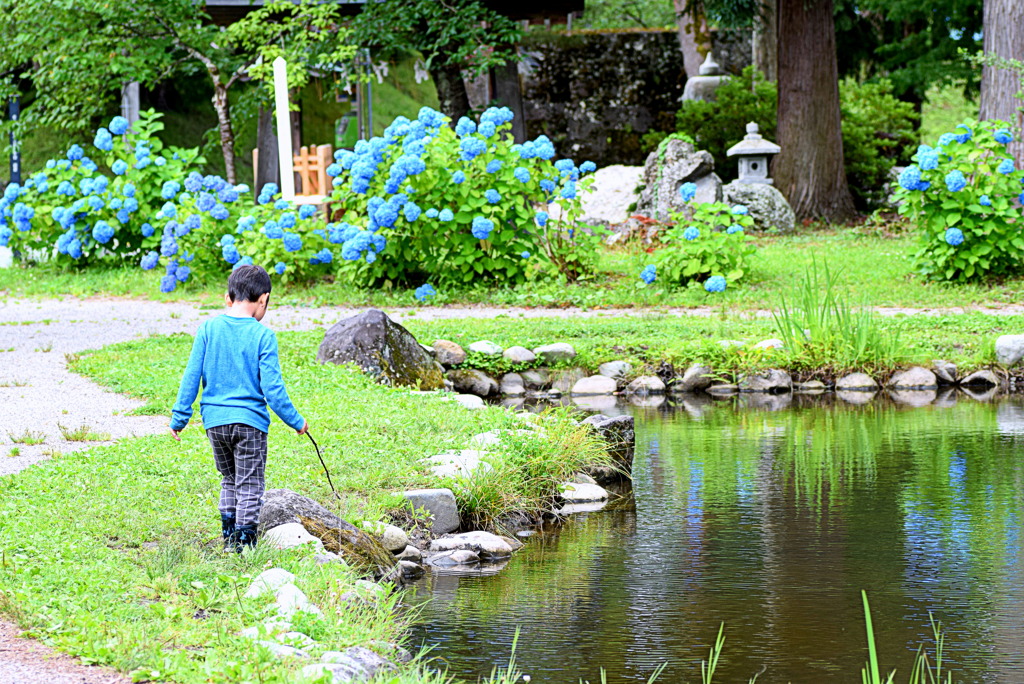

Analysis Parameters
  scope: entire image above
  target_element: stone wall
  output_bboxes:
[515,29,752,166]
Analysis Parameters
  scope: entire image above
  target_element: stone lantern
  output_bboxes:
[681,53,729,103]
[726,122,780,185]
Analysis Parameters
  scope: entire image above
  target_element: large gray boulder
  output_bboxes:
[572,375,617,396]
[302,647,396,683]
[533,343,577,364]
[722,181,796,233]
[634,139,722,221]
[432,340,466,366]
[316,310,443,390]
[551,368,588,394]
[260,489,357,533]
[836,373,878,391]
[582,414,635,480]
[403,488,460,535]
[738,369,792,393]
[429,531,514,560]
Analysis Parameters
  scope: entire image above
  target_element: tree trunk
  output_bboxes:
[431,64,471,124]
[773,0,855,222]
[212,83,236,185]
[672,0,708,78]
[752,0,778,81]
[980,0,1024,165]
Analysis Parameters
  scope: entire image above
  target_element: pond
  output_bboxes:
[408,394,1024,683]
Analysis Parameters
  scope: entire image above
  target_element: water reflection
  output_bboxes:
[409,396,1024,683]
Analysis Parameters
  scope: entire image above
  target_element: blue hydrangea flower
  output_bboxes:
[937,133,956,147]
[438,208,454,223]
[160,234,178,258]
[140,251,159,270]
[471,216,494,239]
[1019,191,1024,205]
[265,222,284,239]
[486,159,503,174]
[210,204,230,221]
[945,169,967,192]
[57,181,75,197]
[919,151,939,171]
[678,182,697,201]
[222,244,240,264]
[275,262,287,275]
[92,221,114,244]
[726,225,743,235]
[403,202,421,221]
[683,226,700,241]
[478,121,497,138]
[218,187,239,204]
[513,167,531,183]
[87,196,105,212]
[274,199,290,211]
[219,234,235,247]
[704,275,727,293]
[414,283,437,302]
[732,205,748,215]
[161,181,181,199]
[141,223,155,237]
[452,171,466,185]
[94,128,114,152]
[109,116,130,136]
[459,137,487,161]
[122,183,136,199]
[954,125,972,144]
[299,204,317,220]
[418,107,445,128]
[536,211,549,227]
[283,233,302,252]
[184,173,204,193]
[455,117,476,137]
[945,227,964,246]
[980,195,992,207]
[998,158,1015,175]
[560,182,577,200]
[580,161,597,174]
[640,264,656,284]
[898,165,922,191]
[485,189,501,204]
[67,144,84,161]
[426,208,439,219]
[520,251,530,259]
[160,275,177,293]
[232,256,254,271]
[196,193,216,213]
[326,163,343,178]
[540,179,556,194]
[995,129,1013,144]
[916,181,931,192]
[175,265,191,283]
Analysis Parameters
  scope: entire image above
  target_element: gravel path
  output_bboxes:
[1,294,1023,682]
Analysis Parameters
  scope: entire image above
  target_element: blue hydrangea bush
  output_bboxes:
[325,106,599,285]
[142,178,339,293]
[894,119,1024,282]
[649,188,756,289]
[0,111,200,264]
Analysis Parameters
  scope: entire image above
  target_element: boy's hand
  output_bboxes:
[297,421,309,436]
[171,428,182,441]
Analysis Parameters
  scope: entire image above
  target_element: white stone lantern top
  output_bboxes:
[727,122,781,157]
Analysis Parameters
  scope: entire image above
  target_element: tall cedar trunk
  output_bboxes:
[772,0,855,222]
[980,0,1024,165]
[752,0,778,81]
[431,64,471,124]
[212,83,237,185]
[672,0,708,77]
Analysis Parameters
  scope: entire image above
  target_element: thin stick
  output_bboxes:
[306,431,340,499]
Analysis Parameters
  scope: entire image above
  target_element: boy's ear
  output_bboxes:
[258,292,270,307]
[224,292,232,307]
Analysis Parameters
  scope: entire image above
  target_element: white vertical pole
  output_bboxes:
[273,57,295,201]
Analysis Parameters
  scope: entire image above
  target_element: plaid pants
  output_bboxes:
[207,423,268,527]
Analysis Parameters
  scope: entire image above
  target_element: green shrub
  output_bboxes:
[894,119,1024,283]
[650,200,756,289]
[838,78,917,209]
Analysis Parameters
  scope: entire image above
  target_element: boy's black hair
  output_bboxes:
[228,264,272,302]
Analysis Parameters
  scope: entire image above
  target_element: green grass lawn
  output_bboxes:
[4,225,1023,312]
[0,332,605,683]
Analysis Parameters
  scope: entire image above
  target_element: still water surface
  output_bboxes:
[409,395,1024,683]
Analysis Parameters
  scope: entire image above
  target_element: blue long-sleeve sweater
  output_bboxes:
[170,315,304,433]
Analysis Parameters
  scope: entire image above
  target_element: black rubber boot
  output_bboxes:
[220,512,236,542]
[234,524,258,552]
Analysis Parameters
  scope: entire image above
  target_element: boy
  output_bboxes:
[170,264,307,550]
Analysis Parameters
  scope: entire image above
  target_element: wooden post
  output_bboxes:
[8,96,20,185]
[273,57,295,201]
[255,106,280,194]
